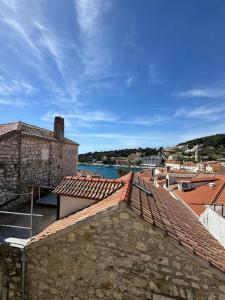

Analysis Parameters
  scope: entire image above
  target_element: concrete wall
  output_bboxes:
[24,203,225,300]
[200,206,225,248]
[60,196,97,218]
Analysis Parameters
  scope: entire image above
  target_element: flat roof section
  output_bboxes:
[0,198,57,248]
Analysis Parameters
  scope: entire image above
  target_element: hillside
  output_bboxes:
[179,134,225,148]
[178,133,225,160]
[79,147,160,163]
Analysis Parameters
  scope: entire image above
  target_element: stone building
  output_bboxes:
[0,116,79,204]
[1,173,225,299]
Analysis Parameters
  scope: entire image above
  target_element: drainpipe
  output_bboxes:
[21,249,26,300]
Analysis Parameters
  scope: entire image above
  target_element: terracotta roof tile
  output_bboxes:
[174,176,225,215]
[30,172,133,243]
[136,169,153,181]
[0,122,19,136]
[53,176,126,200]
[29,172,225,275]
[215,185,225,204]
[189,176,218,183]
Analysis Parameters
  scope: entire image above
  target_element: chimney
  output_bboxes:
[54,116,64,140]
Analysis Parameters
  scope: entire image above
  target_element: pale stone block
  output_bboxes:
[136,241,146,251]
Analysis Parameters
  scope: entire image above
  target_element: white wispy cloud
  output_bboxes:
[148,64,164,85]
[177,87,225,99]
[42,109,118,124]
[0,98,28,106]
[175,104,225,121]
[0,75,33,96]
[0,0,80,103]
[75,0,112,77]
[42,109,170,127]
[120,114,171,126]
[125,76,133,87]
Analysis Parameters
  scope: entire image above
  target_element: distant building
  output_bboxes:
[172,174,225,247]
[115,157,127,165]
[181,162,198,172]
[165,160,181,170]
[141,155,162,166]
[0,116,79,204]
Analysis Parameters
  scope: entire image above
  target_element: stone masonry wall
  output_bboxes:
[0,245,22,300]
[49,142,78,186]
[0,134,20,204]
[0,133,78,205]
[21,137,51,186]
[25,203,225,300]
[21,137,78,187]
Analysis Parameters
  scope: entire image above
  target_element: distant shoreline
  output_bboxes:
[78,162,154,169]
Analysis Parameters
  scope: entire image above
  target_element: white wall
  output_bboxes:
[200,206,225,248]
[60,196,97,218]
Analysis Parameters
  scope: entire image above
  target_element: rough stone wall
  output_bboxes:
[21,137,51,186]
[0,246,22,300]
[0,134,20,204]
[25,204,225,300]
[49,142,78,186]
[21,137,78,187]
[0,133,78,205]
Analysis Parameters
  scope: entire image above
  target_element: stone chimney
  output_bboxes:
[54,116,64,140]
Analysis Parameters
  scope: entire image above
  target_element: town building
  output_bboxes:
[0,117,79,205]
[165,160,181,170]
[54,176,125,218]
[115,157,127,165]
[172,175,225,247]
[1,173,225,299]
[141,155,162,166]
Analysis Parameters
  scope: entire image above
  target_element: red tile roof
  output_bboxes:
[215,185,225,204]
[0,121,78,145]
[0,122,19,136]
[53,176,125,200]
[136,169,153,181]
[131,175,225,274]
[165,160,181,164]
[174,176,225,216]
[29,172,225,275]
[30,172,133,243]
[190,176,218,183]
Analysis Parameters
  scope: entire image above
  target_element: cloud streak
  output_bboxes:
[175,104,225,121]
[177,87,225,99]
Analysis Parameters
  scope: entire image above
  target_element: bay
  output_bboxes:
[78,164,146,179]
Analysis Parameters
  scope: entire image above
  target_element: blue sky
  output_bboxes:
[1,0,225,153]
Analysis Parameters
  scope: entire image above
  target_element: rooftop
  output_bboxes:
[0,121,78,145]
[53,176,125,200]
[0,198,57,247]
[174,175,225,216]
[28,172,225,275]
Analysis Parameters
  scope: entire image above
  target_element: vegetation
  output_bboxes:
[179,134,225,160]
[79,147,160,163]
[179,134,225,148]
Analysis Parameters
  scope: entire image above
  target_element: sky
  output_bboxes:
[1,0,225,153]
